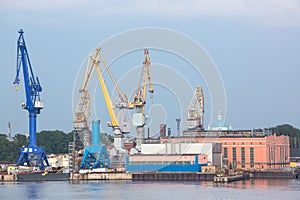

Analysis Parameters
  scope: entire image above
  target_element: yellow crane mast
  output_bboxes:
[93,48,119,128]
[132,49,154,111]
[92,47,132,154]
[98,50,130,105]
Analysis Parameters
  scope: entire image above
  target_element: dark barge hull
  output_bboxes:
[17,173,70,181]
[132,172,216,181]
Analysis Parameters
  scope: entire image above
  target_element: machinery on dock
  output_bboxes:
[13,29,49,170]
[79,120,110,171]
[187,86,204,130]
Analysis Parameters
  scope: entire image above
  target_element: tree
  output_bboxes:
[267,124,300,148]
[0,134,19,161]
[100,133,114,145]
[37,130,73,154]
[13,134,28,147]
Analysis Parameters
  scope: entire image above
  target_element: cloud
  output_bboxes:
[1,0,300,27]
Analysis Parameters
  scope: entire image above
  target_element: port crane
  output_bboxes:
[76,48,130,147]
[131,49,154,151]
[73,47,131,149]
[92,47,133,167]
[187,86,204,130]
[93,47,132,151]
[74,57,94,131]
[73,47,133,169]
[73,50,96,150]
[13,29,49,170]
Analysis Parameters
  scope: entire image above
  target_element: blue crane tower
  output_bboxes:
[79,120,110,170]
[13,29,49,170]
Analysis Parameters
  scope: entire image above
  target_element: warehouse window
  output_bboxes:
[224,147,228,158]
[250,147,254,168]
[241,147,245,168]
[232,147,236,168]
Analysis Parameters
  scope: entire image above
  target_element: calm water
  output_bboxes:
[1,179,300,200]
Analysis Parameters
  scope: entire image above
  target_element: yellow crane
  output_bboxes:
[93,48,119,129]
[73,50,98,150]
[92,47,132,153]
[75,47,153,153]
[74,47,131,152]
[131,49,154,151]
[74,53,95,131]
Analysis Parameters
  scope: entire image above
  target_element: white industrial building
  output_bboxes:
[47,154,70,168]
[140,142,222,168]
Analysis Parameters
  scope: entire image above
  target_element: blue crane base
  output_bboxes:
[79,145,110,170]
[16,146,50,171]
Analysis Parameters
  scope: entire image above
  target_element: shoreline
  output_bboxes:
[1,170,298,182]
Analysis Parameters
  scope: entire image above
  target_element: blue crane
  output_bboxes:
[13,29,49,170]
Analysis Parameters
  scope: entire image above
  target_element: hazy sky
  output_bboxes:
[0,0,300,136]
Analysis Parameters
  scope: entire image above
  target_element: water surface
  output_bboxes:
[1,179,300,200]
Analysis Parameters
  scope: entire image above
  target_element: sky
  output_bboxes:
[0,0,300,137]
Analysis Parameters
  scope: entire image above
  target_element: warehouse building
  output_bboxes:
[126,142,222,172]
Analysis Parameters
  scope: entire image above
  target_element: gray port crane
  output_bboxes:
[187,86,204,130]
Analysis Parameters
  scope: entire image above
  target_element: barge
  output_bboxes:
[16,172,70,181]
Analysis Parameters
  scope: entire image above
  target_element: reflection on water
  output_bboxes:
[26,182,43,200]
[219,179,299,190]
[0,179,300,200]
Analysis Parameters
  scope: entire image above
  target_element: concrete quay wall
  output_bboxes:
[72,172,132,180]
[251,171,296,179]
[1,174,16,181]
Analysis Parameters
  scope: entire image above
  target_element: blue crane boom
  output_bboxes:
[13,29,49,170]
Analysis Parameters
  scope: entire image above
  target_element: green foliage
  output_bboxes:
[13,134,28,147]
[101,132,114,144]
[267,124,300,148]
[0,130,73,162]
[0,134,20,162]
[37,130,73,154]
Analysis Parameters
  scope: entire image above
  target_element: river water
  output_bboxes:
[1,179,300,200]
